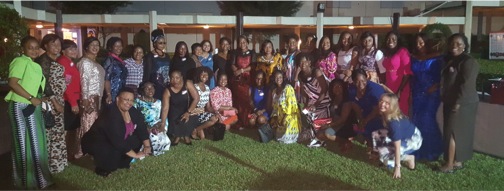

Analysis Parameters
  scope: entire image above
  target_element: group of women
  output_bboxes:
[6,28,479,188]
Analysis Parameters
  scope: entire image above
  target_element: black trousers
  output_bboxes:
[64,101,80,130]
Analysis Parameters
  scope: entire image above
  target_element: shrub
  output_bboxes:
[0,4,28,81]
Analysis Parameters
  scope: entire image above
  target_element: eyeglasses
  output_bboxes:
[119,97,134,103]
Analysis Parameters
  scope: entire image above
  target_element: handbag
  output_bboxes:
[222,109,236,117]
[258,123,274,143]
[212,123,226,141]
[42,102,56,129]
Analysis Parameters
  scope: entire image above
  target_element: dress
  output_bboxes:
[231,50,255,128]
[210,87,234,124]
[256,53,283,84]
[167,85,198,137]
[57,55,81,131]
[213,53,231,80]
[134,98,170,156]
[358,48,385,83]
[5,55,52,189]
[337,47,355,80]
[76,57,105,158]
[372,119,423,167]
[36,54,68,173]
[410,56,443,161]
[441,53,480,162]
[284,51,299,84]
[171,56,197,81]
[270,84,301,144]
[300,74,331,119]
[348,81,386,139]
[251,86,269,119]
[318,52,338,81]
[383,48,412,115]
[143,53,170,100]
[195,84,214,123]
[103,54,128,104]
[199,53,216,89]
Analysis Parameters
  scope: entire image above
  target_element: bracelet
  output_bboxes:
[27,96,34,101]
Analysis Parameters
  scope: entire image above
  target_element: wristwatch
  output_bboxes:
[27,96,33,101]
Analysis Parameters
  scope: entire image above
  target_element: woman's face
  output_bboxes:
[341,33,352,48]
[218,75,228,88]
[300,57,311,72]
[379,96,391,113]
[355,74,367,91]
[133,47,144,62]
[202,42,211,53]
[116,92,134,112]
[178,44,187,57]
[255,73,264,87]
[386,34,398,50]
[239,38,248,51]
[86,40,100,56]
[194,46,203,56]
[332,83,343,96]
[62,46,78,59]
[170,72,183,86]
[362,36,374,50]
[24,40,40,60]
[450,36,465,57]
[199,71,209,83]
[264,43,273,55]
[155,38,166,50]
[143,83,155,99]
[288,38,298,51]
[416,36,425,53]
[321,37,331,51]
[45,39,61,56]
[220,40,230,52]
[274,73,283,87]
[111,41,123,56]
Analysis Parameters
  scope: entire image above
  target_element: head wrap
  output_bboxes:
[151,29,165,43]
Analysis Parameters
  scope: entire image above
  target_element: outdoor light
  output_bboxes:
[203,25,210,29]
[36,24,43,29]
[317,3,325,13]
[3,38,7,43]
[348,26,355,30]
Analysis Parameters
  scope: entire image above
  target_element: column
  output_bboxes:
[464,0,473,53]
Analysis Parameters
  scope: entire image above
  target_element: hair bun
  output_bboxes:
[151,29,165,43]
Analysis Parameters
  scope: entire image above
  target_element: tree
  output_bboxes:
[218,1,303,16]
[0,4,28,80]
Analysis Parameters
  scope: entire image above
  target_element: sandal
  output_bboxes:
[438,166,455,173]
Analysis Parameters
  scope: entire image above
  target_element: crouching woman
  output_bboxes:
[373,93,422,179]
[82,88,151,177]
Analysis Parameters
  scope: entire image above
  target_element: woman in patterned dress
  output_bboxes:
[256,40,283,85]
[35,34,68,173]
[75,37,105,159]
[134,81,170,156]
[269,70,301,144]
[103,37,127,106]
[357,31,385,83]
[316,36,337,81]
[6,36,53,189]
[143,29,171,100]
[210,73,238,130]
[334,31,358,82]
[192,67,219,139]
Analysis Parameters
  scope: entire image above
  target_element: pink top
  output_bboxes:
[383,47,412,115]
[210,87,233,122]
[124,122,135,140]
[318,52,337,81]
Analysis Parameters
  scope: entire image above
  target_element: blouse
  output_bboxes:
[337,46,355,71]
[5,55,46,104]
[124,58,144,88]
[318,51,338,81]
[210,87,233,122]
[78,57,105,100]
[256,53,283,84]
[57,55,81,107]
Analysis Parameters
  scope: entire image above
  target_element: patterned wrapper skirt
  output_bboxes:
[372,127,423,167]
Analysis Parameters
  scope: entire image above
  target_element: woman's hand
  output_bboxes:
[393,167,401,179]
[53,101,64,113]
[234,69,242,77]
[30,97,42,106]
[135,152,146,159]
[71,105,79,114]
[344,70,352,77]
[105,94,112,104]
[181,112,190,123]
[143,146,152,156]
[427,85,438,94]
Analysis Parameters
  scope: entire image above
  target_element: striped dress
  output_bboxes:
[301,75,331,120]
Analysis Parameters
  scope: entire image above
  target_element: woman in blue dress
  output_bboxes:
[348,69,386,148]
[249,70,269,127]
[103,37,128,105]
[143,29,171,100]
[410,33,444,161]
[199,40,216,89]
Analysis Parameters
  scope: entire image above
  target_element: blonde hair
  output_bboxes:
[381,93,403,127]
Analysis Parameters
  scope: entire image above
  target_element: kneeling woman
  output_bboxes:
[373,93,422,179]
[82,88,151,177]
[269,70,301,144]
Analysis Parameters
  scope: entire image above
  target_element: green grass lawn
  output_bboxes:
[2,129,502,190]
